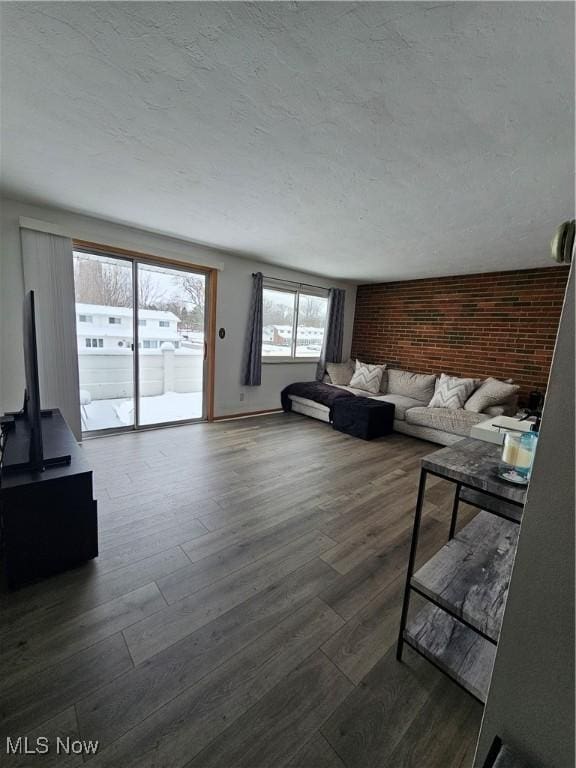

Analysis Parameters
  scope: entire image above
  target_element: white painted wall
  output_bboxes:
[0,197,356,419]
[474,265,574,766]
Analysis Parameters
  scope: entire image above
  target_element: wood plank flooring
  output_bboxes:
[0,412,482,767]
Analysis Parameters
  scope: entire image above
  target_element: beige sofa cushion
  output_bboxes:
[464,377,520,412]
[387,369,436,403]
[325,361,354,386]
[406,407,486,437]
[372,394,429,421]
[330,384,377,397]
[484,402,517,417]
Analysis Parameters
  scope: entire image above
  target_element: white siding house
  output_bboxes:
[264,324,324,347]
[76,303,181,351]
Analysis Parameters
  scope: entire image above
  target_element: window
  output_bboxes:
[108,316,122,325]
[262,284,328,360]
[143,339,159,349]
[295,294,328,357]
[138,319,147,327]
[85,338,104,348]
[159,320,170,328]
[79,314,93,323]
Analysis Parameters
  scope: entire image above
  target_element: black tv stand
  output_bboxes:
[0,409,97,589]
[1,409,72,472]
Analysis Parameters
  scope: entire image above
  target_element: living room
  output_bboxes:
[0,3,574,768]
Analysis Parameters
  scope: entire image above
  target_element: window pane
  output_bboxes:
[73,250,134,431]
[262,288,296,356]
[296,294,328,358]
[137,262,205,425]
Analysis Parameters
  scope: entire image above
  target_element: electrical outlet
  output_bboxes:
[239,392,245,402]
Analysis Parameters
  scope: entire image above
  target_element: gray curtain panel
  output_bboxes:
[20,228,82,439]
[316,287,345,380]
[242,271,263,386]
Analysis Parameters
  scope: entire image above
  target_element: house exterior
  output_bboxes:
[76,303,181,351]
[264,324,324,348]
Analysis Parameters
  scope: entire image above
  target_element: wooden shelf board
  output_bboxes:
[459,487,523,524]
[411,511,519,642]
[404,603,496,703]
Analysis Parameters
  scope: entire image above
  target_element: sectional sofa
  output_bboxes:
[287,364,519,445]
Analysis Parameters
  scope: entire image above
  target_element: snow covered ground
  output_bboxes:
[82,392,203,431]
[262,343,322,357]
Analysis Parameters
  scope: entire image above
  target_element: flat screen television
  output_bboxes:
[22,290,44,471]
[0,290,71,474]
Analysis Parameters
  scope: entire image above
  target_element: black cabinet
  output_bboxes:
[0,410,98,589]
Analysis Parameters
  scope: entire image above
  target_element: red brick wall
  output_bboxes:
[351,267,570,402]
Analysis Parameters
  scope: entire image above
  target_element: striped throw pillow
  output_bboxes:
[349,360,385,395]
[428,373,477,410]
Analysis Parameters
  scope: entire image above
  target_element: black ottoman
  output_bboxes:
[332,397,395,440]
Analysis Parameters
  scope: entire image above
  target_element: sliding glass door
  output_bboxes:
[74,251,135,431]
[136,262,205,427]
[73,247,209,434]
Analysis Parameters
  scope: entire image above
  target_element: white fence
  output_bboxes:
[78,346,203,400]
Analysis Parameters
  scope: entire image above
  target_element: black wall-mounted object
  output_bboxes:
[219,328,226,339]
[527,390,544,413]
[550,219,574,264]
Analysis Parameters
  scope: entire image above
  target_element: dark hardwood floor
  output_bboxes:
[0,412,482,767]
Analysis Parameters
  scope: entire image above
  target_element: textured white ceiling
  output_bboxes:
[1,2,573,282]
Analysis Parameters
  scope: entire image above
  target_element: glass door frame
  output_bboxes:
[73,240,217,437]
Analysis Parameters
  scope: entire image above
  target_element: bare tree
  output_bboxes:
[74,256,167,309]
[298,295,325,327]
[137,271,167,309]
[263,296,293,325]
[74,257,132,307]
[181,275,205,314]
[175,275,204,329]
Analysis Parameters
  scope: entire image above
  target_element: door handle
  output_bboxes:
[204,340,207,361]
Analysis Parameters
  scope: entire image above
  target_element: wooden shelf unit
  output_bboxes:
[410,511,519,644]
[404,603,496,703]
[396,438,526,704]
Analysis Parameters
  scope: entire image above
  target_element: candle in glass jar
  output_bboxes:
[502,435,520,465]
[514,446,534,469]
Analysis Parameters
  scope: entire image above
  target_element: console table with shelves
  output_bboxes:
[396,437,526,704]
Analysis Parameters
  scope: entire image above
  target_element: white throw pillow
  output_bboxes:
[349,360,384,395]
[428,373,477,410]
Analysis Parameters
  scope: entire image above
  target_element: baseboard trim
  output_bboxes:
[213,408,283,422]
